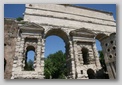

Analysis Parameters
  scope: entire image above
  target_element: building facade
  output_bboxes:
[4,4,116,79]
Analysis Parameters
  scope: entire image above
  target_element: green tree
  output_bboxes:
[98,51,109,79]
[98,51,107,71]
[16,17,23,21]
[24,59,34,71]
[27,59,34,71]
[44,50,68,79]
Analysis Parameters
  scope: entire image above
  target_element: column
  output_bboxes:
[73,41,81,79]
[19,37,25,71]
[111,63,116,78]
[11,37,20,79]
[35,37,41,72]
[88,46,94,64]
[40,38,45,78]
[69,40,76,79]
[93,42,101,69]
[11,37,24,79]
[106,63,115,79]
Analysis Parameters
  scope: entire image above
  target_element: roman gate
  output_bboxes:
[10,4,116,79]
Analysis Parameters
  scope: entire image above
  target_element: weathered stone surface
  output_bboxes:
[4,18,18,79]
[101,33,116,79]
[24,4,116,35]
[5,4,116,79]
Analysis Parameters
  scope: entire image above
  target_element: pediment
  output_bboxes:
[70,28,95,37]
[19,21,44,32]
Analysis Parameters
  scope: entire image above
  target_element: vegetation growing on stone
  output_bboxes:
[16,17,23,21]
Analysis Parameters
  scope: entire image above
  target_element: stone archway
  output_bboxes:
[11,22,45,79]
[9,4,116,79]
[44,28,75,79]
[69,28,102,79]
[45,28,69,44]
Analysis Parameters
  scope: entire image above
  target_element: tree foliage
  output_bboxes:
[98,51,109,79]
[44,50,68,79]
[98,51,107,71]
[24,59,34,71]
[16,17,23,21]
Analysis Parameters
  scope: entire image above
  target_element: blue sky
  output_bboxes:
[4,4,116,61]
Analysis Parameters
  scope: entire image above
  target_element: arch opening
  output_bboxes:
[45,29,69,45]
[95,33,108,57]
[24,46,35,71]
[87,69,96,79]
[44,29,69,79]
[95,34,107,73]
[44,35,66,57]
[44,29,69,58]
[95,33,113,78]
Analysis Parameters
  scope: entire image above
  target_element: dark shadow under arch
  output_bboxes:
[82,47,89,65]
[87,68,96,79]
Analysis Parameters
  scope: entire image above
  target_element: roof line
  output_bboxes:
[59,4,113,15]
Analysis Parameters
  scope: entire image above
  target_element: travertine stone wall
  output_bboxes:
[70,29,102,79]
[4,18,18,79]
[11,22,44,79]
[24,4,116,34]
[74,42,101,79]
[5,4,116,79]
[101,33,116,79]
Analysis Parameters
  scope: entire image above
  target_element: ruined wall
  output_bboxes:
[4,18,18,79]
[101,33,116,79]
[70,29,102,79]
[11,22,45,79]
[5,4,116,79]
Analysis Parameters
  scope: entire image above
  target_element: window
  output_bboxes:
[24,46,35,71]
[82,47,89,64]
[81,70,83,74]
